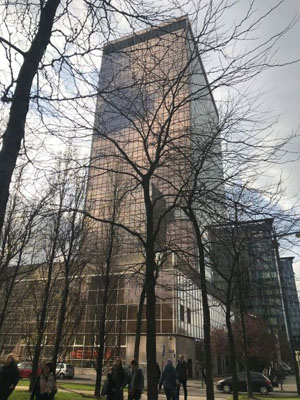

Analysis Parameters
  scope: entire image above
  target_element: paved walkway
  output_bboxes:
[16,375,299,399]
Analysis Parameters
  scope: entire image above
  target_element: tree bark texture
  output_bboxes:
[134,285,146,361]
[225,304,239,400]
[143,180,158,400]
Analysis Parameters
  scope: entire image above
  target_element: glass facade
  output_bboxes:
[211,219,287,336]
[84,16,226,374]
[280,257,300,346]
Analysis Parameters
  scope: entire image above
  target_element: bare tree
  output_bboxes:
[0,0,176,233]
[86,172,127,398]
[50,154,88,371]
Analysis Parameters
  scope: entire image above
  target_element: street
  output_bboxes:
[66,374,298,399]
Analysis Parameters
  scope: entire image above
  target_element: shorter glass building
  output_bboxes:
[210,219,287,337]
[279,257,300,348]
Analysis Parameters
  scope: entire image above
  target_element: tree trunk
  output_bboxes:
[134,285,146,361]
[51,276,69,370]
[145,263,158,400]
[30,210,61,391]
[52,209,78,370]
[188,208,215,400]
[94,263,112,397]
[0,0,60,233]
[143,180,158,400]
[239,309,253,397]
[225,304,239,400]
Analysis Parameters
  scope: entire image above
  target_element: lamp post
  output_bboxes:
[273,230,300,395]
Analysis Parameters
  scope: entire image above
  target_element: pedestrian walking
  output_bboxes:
[110,356,127,400]
[0,354,20,400]
[176,354,188,400]
[30,362,57,400]
[123,359,144,400]
[276,369,284,391]
[159,359,179,400]
[201,367,206,386]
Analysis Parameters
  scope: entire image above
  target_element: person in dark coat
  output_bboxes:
[0,354,20,400]
[30,362,57,400]
[123,359,144,400]
[176,354,188,400]
[110,356,126,400]
[159,359,179,400]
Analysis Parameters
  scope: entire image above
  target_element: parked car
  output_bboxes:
[17,362,41,379]
[56,363,74,379]
[216,372,273,395]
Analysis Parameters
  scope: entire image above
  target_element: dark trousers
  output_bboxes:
[128,389,142,400]
[177,379,187,400]
[0,388,14,400]
[164,387,177,400]
[113,390,123,400]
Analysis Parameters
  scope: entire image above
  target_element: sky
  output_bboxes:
[239,1,300,280]
[220,0,300,288]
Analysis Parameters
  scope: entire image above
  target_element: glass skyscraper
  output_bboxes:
[84,16,225,375]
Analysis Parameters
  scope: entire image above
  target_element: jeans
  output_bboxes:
[177,379,187,400]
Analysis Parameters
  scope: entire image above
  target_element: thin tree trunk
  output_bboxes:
[144,180,158,400]
[225,305,238,400]
[30,210,61,391]
[237,276,253,398]
[134,285,146,361]
[52,210,78,370]
[0,0,60,233]
[95,224,117,397]
[145,262,158,400]
[188,207,215,400]
[94,295,109,398]
[51,276,69,370]
[30,266,53,391]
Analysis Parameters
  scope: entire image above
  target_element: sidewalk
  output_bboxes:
[16,375,299,399]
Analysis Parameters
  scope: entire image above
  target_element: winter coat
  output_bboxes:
[128,368,144,392]
[176,360,188,381]
[159,363,179,391]
[30,373,57,400]
[0,361,20,399]
[111,365,126,391]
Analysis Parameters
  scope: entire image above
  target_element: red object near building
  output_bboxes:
[70,348,98,359]
[18,362,42,379]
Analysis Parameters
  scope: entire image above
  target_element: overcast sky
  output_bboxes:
[227,0,300,282]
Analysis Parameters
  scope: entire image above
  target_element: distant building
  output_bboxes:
[279,257,300,347]
[210,218,287,337]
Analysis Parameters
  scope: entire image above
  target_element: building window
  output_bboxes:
[187,308,191,324]
[180,305,184,322]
